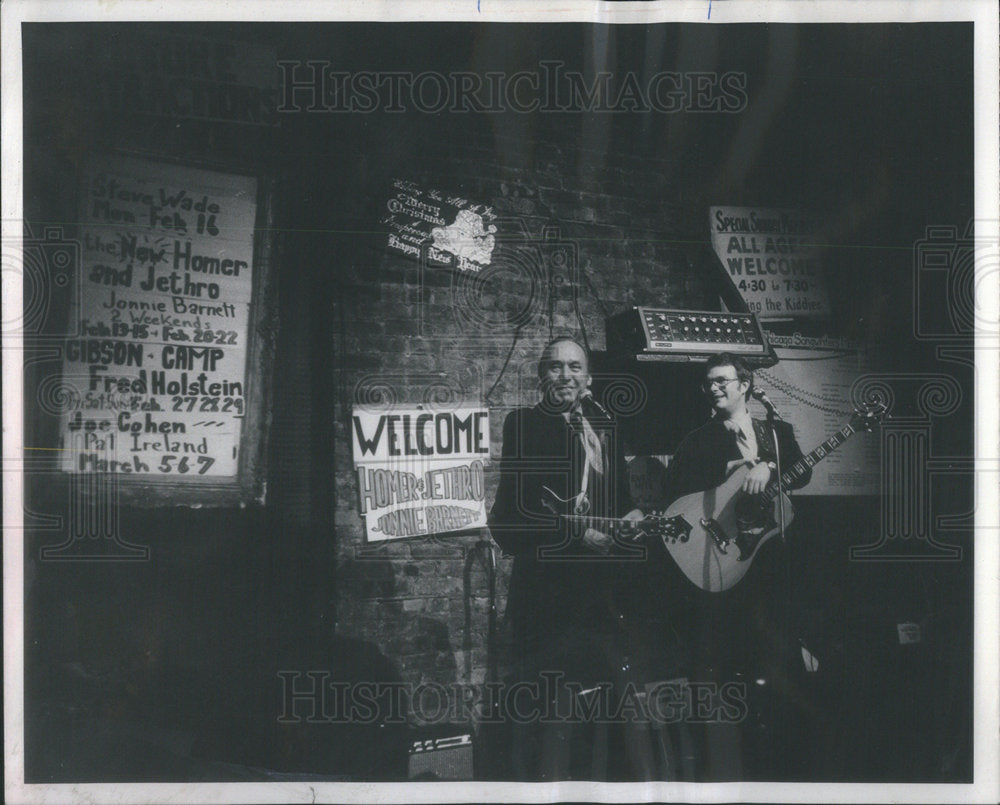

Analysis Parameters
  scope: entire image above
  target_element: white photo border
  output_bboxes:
[3,1,997,803]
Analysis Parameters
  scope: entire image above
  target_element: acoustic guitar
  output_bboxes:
[657,403,886,592]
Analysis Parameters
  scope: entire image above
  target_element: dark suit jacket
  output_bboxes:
[663,416,811,505]
[488,405,634,677]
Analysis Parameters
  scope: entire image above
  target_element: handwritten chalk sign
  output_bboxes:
[709,206,831,320]
[59,154,259,483]
[351,407,490,541]
[382,178,497,273]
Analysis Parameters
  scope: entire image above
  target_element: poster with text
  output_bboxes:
[383,178,497,272]
[710,205,831,321]
[59,154,257,478]
[351,406,490,540]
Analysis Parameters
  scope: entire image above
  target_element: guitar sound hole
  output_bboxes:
[734,495,767,530]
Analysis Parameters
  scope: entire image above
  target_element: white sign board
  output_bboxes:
[351,407,490,541]
[60,154,257,478]
[710,206,831,320]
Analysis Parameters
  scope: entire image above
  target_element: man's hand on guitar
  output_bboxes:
[741,461,772,495]
[582,527,614,554]
[725,458,749,477]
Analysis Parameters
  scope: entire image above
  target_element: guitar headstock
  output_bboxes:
[850,400,888,432]
[635,512,691,543]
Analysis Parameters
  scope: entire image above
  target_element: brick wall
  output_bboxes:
[329,123,714,722]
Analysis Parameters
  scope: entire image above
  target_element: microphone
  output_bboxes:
[751,387,782,419]
[580,390,613,420]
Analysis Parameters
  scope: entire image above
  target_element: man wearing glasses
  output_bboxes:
[663,352,811,504]
[659,351,811,778]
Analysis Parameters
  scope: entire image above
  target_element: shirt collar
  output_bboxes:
[719,407,753,433]
[561,403,584,423]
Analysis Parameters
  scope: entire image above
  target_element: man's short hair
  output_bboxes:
[705,352,754,400]
[537,335,590,377]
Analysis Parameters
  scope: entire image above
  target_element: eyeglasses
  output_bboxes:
[703,377,740,390]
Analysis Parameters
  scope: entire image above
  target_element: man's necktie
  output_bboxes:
[735,425,752,460]
[571,410,604,475]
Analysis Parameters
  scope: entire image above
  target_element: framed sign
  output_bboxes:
[57,153,276,504]
[382,178,497,273]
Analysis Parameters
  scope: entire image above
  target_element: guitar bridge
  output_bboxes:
[699,518,731,553]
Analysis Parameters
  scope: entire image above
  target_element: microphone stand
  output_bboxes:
[463,540,498,685]
[766,401,793,774]
[767,406,787,544]
[581,392,613,422]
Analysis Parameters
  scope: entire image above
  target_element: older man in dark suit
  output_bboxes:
[488,336,651,780]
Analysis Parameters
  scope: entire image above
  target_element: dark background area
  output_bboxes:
[21,21,973,782]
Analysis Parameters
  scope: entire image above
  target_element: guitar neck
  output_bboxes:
[560,514,628,532]
[762,422,859,501]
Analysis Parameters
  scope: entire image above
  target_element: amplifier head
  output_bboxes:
[407,733,474,781]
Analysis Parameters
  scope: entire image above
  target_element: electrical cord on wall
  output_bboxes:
[463,540,498,686]
[581,265,612,320]
[484,323,524,405]
[574,277,591,355]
